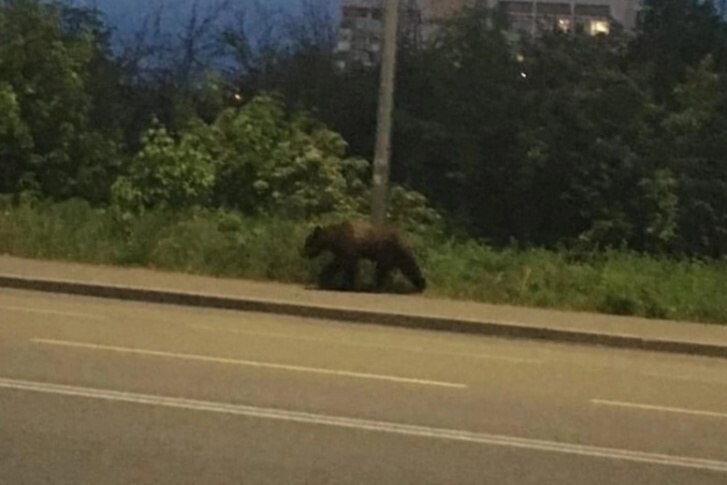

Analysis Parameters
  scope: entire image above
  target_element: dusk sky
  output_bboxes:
[80,0,340,32]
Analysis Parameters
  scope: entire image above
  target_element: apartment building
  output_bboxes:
[416,0,475,39]
[335,0,417,68]
[334,0,639,69]
[335,0,477,68]
[492,0,639,37]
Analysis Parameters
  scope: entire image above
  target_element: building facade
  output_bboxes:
[334,0,640,69]
[491,0,640,37]
[335,0,420,69]
[335,0,478,69]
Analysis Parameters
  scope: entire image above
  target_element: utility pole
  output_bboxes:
[570,0,575,36]
[371,0,399,225]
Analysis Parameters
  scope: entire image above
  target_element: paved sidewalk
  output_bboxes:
[2,255,727,358]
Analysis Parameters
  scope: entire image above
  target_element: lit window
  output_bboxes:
[557,18,571,32]
[589,20,610,35]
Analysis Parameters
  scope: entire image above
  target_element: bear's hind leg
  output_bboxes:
[318,260,341,289]
[341,259,359,291]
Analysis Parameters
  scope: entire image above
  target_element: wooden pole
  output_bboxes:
[371,0,399,224]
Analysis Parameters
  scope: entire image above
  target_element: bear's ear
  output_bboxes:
[312,225,322,235]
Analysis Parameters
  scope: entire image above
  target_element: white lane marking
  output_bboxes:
[0,305,105,320]
[592,399,727,420]
[2,378,727,473]
[188,324,541,364]
[31,338,466,389]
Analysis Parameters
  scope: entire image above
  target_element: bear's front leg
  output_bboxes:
[374,262,393,292]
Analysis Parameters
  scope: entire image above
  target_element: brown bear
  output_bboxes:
[302,220,426,293]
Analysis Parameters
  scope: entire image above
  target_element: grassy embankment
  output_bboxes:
[1,198,725,324]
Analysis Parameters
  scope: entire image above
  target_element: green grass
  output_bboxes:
[423,242,727,323]
[1,197,726,324]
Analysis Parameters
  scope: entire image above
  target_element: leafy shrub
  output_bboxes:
[109,94,441,229]
[112,123,216,211]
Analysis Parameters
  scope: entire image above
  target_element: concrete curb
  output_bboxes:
[2,273,727,359]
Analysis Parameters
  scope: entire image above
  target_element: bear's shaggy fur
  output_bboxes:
[303,220,426,293]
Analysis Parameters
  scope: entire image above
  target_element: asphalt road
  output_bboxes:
[1,288,727,484]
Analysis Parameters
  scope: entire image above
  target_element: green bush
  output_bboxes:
[112,123,216,211]
[108,94,443,230]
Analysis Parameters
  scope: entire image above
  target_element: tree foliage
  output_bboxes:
[3,0,727,258]
[0,0,122,201]
[113,94,369,218]
[112,122,217,211]
[208,94,370,218]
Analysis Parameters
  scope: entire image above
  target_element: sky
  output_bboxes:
[77,0,339,33]
[77,0,727,32]
[61,0,343,54]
